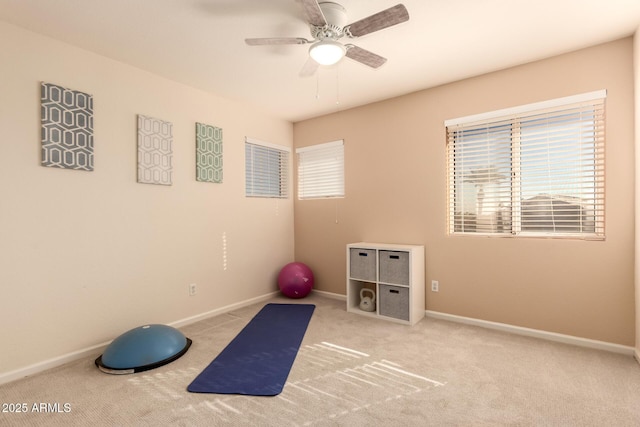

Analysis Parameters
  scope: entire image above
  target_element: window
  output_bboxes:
[296,140,344,199]
[245,137,289,198]
[445,91,605,239]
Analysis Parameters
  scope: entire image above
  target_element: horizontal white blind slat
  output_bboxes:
[296,139,343,153]
[444,90,606,127]
[245,137,291,152]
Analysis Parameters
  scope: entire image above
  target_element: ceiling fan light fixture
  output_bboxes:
[309,40,346,65]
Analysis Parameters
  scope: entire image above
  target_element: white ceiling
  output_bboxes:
[2,0,640,122]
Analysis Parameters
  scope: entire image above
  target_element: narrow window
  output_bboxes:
[296,140,344,199]
[245,137,289,198]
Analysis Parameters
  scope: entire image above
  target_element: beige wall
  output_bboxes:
[0,22,293,377]
[294,38,636,346]
[635,29,640,360]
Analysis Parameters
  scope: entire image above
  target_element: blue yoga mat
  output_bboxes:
[187,303,315,396]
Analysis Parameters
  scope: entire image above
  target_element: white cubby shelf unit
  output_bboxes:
[346,242,425,325]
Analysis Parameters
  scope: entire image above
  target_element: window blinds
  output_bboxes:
[446,91,605,239]
[245,138,289,198]
[296,140,344,199]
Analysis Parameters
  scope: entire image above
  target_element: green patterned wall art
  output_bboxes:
[196,122,223,183]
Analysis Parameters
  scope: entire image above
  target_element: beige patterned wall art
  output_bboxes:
[137,114,173,185]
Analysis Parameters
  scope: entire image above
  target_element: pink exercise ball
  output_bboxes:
[278,262,314,299]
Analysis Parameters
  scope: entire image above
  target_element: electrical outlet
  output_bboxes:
[189,283,197,296]
[431,280,439,292]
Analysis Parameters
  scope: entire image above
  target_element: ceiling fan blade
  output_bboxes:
[345,45,387,69]
[345,4,410,38]
[299,0,327,27]
[299,57,320,77]
[245,37,311,46]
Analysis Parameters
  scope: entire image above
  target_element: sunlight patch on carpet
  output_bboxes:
[169,342,445,425]
[127,368,200,401]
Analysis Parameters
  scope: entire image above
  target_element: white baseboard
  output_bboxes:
[0,291,281,386]
[426,310,635,356]
[0,342,111,386]
[312,289,346,301]
[169,291,280,329]
[309,292,636,357]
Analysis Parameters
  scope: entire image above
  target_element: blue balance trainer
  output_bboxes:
[95,324,192,374]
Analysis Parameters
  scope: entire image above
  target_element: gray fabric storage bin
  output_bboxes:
[349,248,376,281]
[379,284,409,321]
[378,250,409,285]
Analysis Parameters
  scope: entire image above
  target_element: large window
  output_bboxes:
[245,137,289,198]
[296,140,344,199]
[445,91,605,239]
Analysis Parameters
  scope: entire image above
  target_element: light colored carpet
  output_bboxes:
[1,293,639,426]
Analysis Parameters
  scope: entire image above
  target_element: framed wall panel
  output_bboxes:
[41,82,94,171]
[196,122,223,183]
[137,114,173,185]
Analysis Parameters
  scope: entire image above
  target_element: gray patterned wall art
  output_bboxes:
[196,122,223,183]
[41,82,94,171]
[137,115,173,185]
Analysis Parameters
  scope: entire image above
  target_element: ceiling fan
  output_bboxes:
[245,1,410,76]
